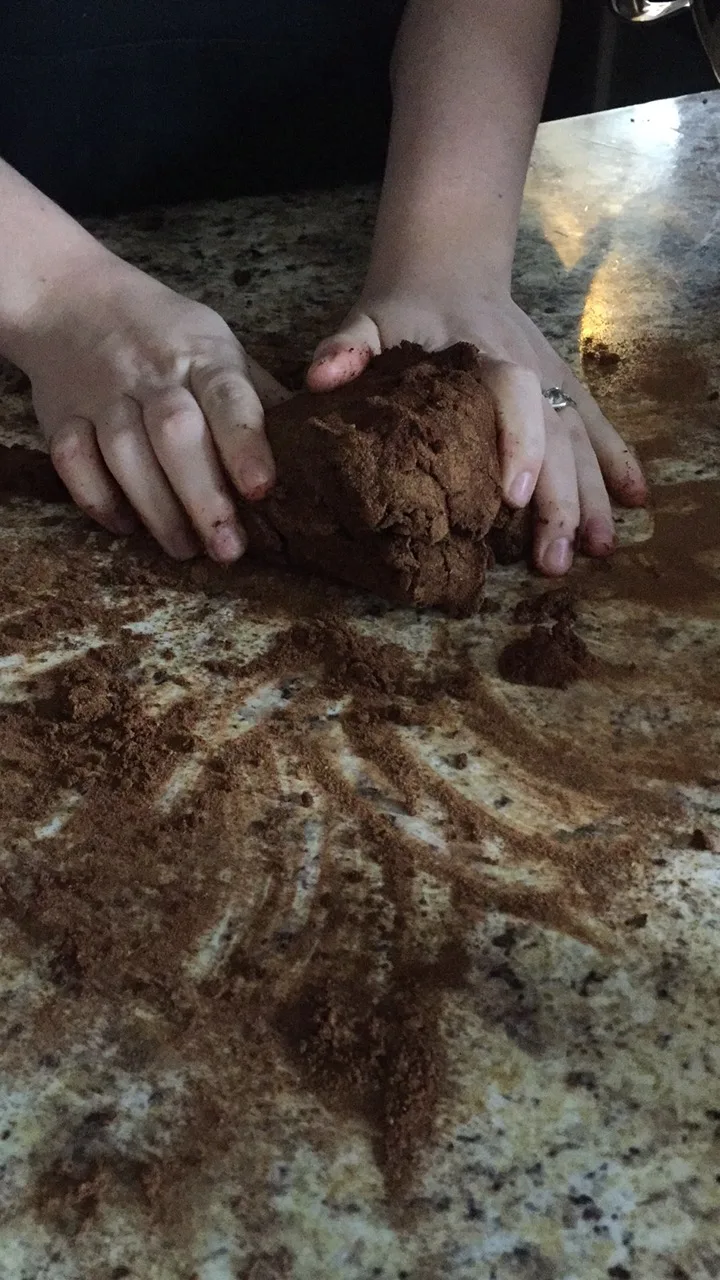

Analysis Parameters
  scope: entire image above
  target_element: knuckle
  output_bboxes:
[95,418,134,456]
[502,429,543,464]
[511,361,541,386]
[556,508,580,535]
[568,421,588,449]
[143,386,187,421]
[540,495,580,531]
[206,498,237,529]
[586,497,613,523]
[94,434,127,472]
[223,411,263,437]
[154,414,185,445]
[200,370,243,406]
[50,425,88,470]
[148,407,201,449]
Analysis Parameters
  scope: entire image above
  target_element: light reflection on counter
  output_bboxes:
[524,98,683,336]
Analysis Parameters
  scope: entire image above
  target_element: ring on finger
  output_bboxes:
[542,386,578,412]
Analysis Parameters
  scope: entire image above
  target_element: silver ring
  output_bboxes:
[542,386,577,412]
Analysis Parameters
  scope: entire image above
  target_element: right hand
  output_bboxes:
[19,251,288,562]
[309,287,647,576]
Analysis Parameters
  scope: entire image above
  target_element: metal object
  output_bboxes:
[610,0,720,82]
[611,0,692,18]
[542,387,578,412]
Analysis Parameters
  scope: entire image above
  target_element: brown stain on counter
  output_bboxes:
[580,333,715,410]
[589,479,720,617]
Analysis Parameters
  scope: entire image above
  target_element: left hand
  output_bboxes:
[307,289,647,577]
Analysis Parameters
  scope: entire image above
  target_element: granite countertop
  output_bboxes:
[0,94,719,1280]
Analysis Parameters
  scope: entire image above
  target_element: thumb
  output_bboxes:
[306,313,381,393]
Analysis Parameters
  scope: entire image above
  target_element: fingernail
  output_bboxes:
[507,471,535,508]
[543,537,572,576]
[209,523,246,563]
[583,517,615,556]
[241,463,273,501]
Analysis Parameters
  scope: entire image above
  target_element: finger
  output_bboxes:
[533,404,581,577]
[306,313,381,392]
[96,399,199,560]
[564,372,648,507]
[244,356,292,409]
[570,419,616,557]
[190,362,275,502]
[142,386,247,564]
[480,362,545,509]
[49,417,137,536]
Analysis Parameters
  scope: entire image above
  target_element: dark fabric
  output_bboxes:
[0,1,404,214]
[605,10,714,106]
[3,2,705,217]
[547,1,606,119]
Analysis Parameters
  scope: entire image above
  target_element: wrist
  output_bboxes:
[366,201,516,304]
[0,238,120,369]
[366,173,520,302]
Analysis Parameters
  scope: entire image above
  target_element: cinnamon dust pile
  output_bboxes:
[498,620,597,689]
[498,587,597,689]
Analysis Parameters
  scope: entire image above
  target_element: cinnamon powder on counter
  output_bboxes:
[0,528,671,1228]
[0,340,718,1237]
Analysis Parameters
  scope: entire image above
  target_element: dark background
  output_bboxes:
[549,5,715,118]
[0,2,715,215]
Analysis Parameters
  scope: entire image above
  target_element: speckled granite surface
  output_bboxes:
[0,95,719,1280]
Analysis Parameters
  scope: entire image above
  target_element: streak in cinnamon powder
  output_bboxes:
[0,402,717,1246]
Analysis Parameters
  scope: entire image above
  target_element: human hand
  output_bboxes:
[18,253,287,561]
[308,289,647,576]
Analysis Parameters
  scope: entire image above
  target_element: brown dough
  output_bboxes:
[241,342,510,615]
[0,343,530,613]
